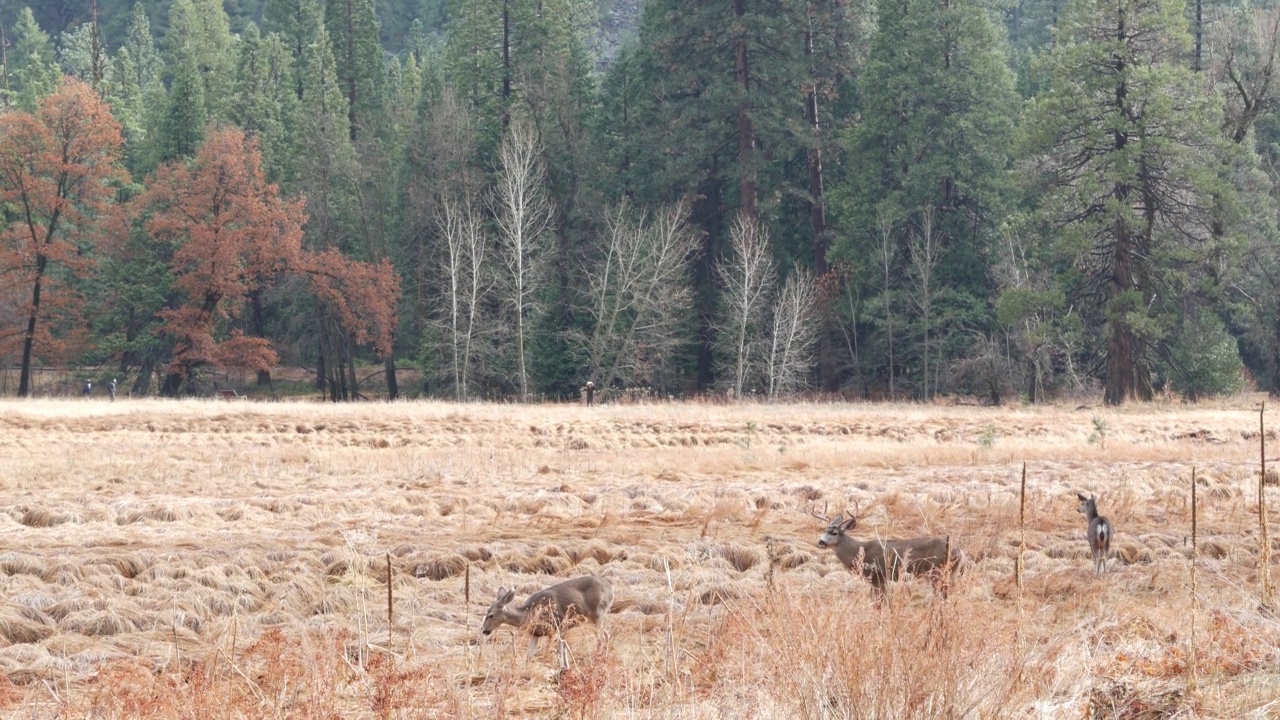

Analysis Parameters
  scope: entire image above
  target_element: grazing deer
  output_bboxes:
[481,575,613,661]
[813,504,963,598]
[1076,492,1113,573]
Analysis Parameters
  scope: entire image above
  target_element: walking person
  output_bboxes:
[585,381,595,407]
[81,380,92,397]
[108,378,117,402]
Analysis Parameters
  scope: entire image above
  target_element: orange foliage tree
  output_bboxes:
[0,77,127,396]
[139,128,305,395]
[300,248,400,400]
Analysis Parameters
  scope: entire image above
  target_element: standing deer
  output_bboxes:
[480,575,613,661]
[1076,492,1113,573]
[813,504,963,598]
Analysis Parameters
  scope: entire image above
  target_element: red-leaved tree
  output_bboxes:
[301,248,400,400]
[139,128,305,395]
[0,77,127,396]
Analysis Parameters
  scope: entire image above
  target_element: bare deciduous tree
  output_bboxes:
[766,268,819,398]
[436,187,490,400]
[580,199,698,391]
[717,213,775,398]
[1215,3,1280,145]
[909,207,944,400]
[493,121,553,401]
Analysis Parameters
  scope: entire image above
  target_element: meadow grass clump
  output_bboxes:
[0,603,56,644]
[695,584,1061,717]
[411,551,469,580]
[19,507,79,528]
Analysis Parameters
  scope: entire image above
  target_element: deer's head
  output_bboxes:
[813,502,858,548]
[1076,492,1096,516]
[481,587,516,635]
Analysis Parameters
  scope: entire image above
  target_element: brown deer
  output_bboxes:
[1076,492,1113,573]
[813,504,963,598]
[480,575,613,660]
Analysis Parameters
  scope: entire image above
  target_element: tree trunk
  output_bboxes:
[1193,0,1202,72]
[385,355,399,400]
[1271,309,1280,396]
[160,370,182,397]
[516,297,528,400]
[0,22,10,107]
[17,255,45,397]
[1105,320,1150,405]
[1026,356,1039,404]
[251,290,271,386]
[735,0,757,221]
[132,356,154,397]
[804,15,828,275]
[346,338,358,399]
[315,347,327,391]
[1103,34,1152,406]
[694,178,725,390]
[501,0,511,129]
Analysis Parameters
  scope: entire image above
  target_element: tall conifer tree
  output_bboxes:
[1021,0,1227,404]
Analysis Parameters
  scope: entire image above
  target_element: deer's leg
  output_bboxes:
[526,634,540,660]
[867,570,887,607]
[556,636,570,669]
[933,567,951,600]
[594,619,608,653]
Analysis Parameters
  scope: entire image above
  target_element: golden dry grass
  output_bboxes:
[0,396,1276,717]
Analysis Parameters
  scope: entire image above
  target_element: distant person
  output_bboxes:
[81,380,91,397]
[108,378,117,401]
[585,381,595,407]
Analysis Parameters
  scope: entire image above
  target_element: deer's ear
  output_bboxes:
[842,517,858,531]
[499,589,516,605]
[1076,492,1088,502]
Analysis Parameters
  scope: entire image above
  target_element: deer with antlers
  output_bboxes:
[813,503,964,598]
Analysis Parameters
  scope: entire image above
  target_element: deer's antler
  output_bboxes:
[809,501,831,522]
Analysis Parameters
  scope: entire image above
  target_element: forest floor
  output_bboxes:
[0,397,1276,718]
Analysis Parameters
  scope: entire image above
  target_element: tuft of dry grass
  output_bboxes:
[411,552,468,581]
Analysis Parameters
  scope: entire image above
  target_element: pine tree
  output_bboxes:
[835,0,1017,396]
[1021,0,1227,404]
[232,23,297,184]
[124,2,163,91]
[158,49,207,162]
[57,22,107,86]
[291,25,358,246]
[6,8,60,110]
[325,0,384,139]
[103,47,148,173]
[165,0,235,122]
[263,0,325,97]
[443,0,525,154]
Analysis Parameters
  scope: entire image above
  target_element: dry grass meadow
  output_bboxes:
[0,396,1277,718]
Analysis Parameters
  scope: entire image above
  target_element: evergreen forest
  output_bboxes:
[1,0,1279,404]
